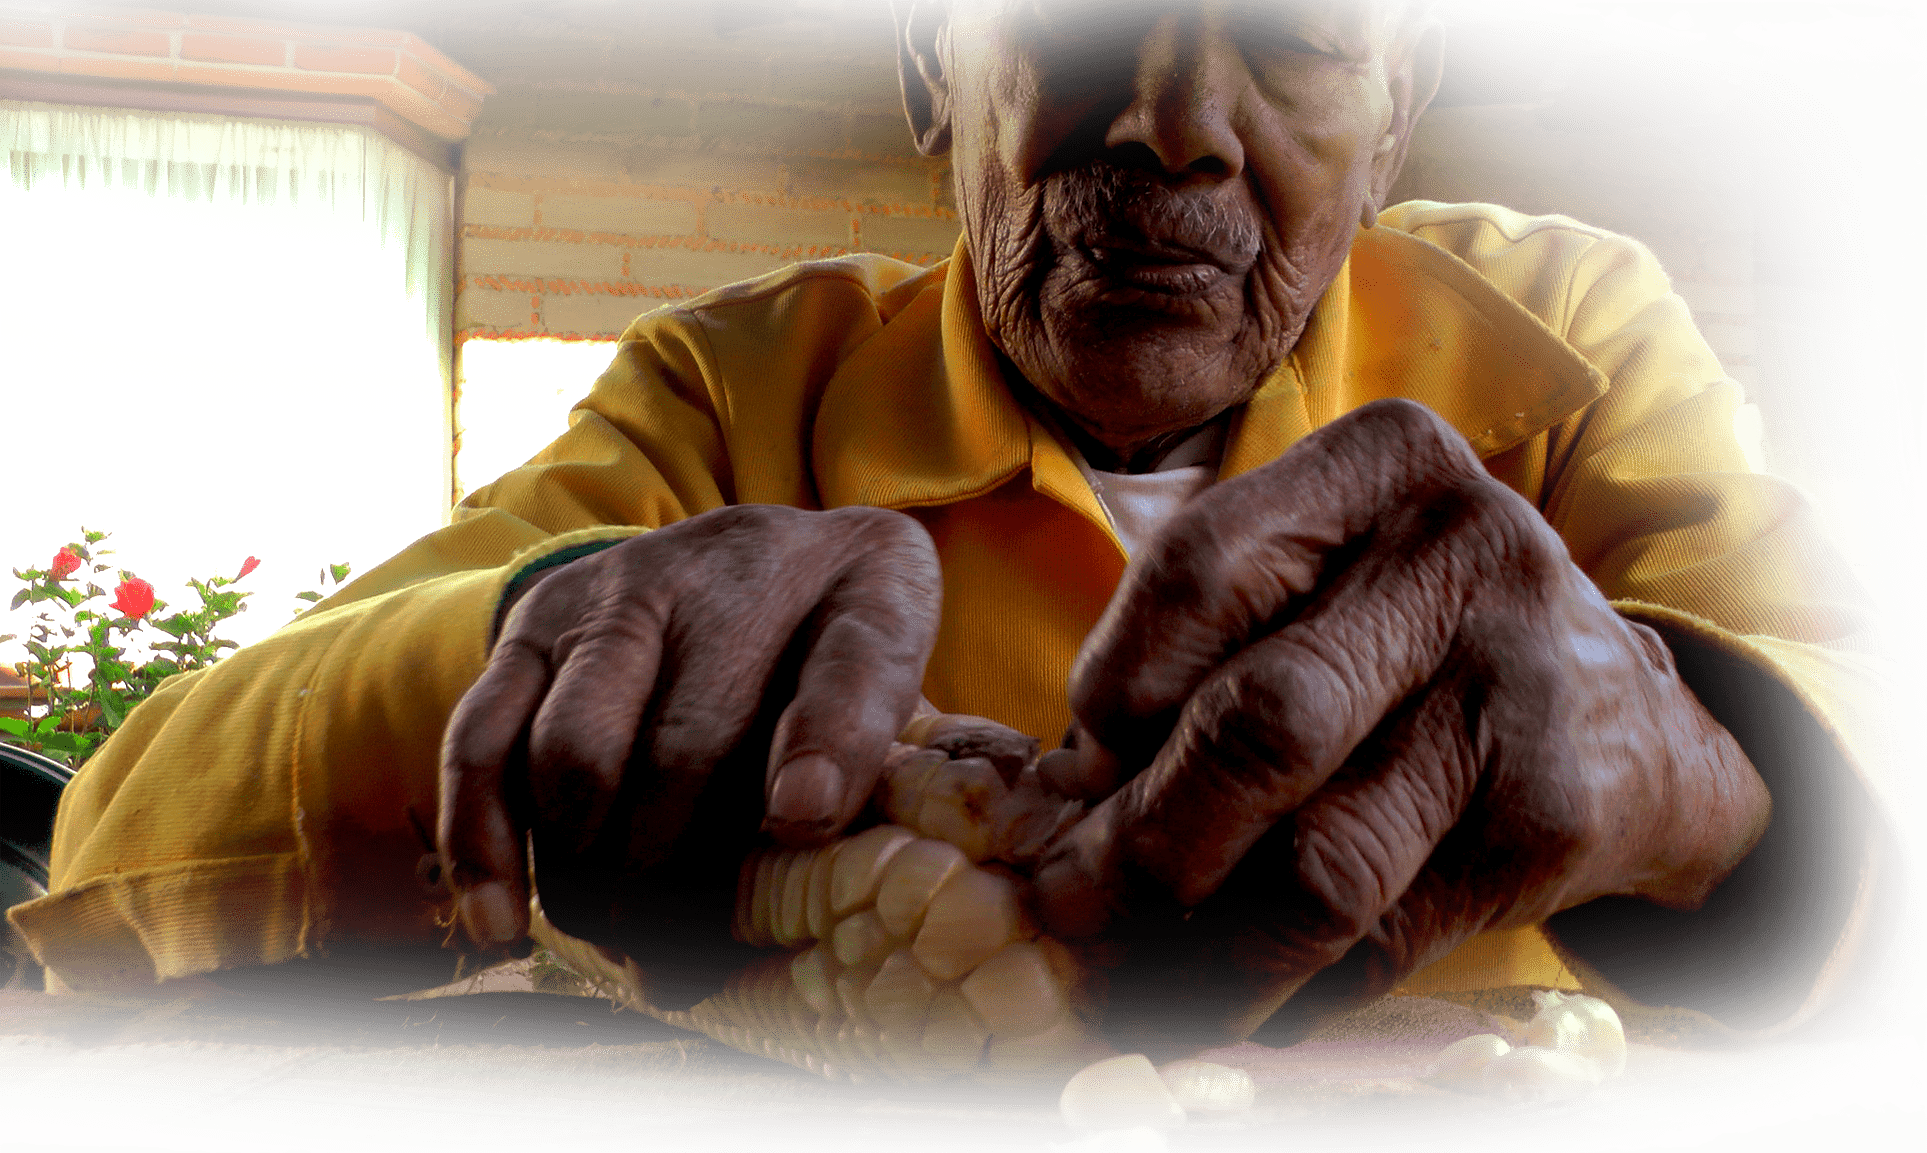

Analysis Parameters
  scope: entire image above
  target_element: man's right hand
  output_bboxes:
[437,505,942,1005]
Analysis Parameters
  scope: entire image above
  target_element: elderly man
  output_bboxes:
[12,0,1881,1050]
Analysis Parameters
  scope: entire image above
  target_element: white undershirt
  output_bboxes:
[1070,423,1227,560]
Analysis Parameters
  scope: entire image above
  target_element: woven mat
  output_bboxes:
[0,987,1910,1152]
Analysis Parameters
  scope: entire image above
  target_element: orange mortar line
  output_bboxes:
[464,224,709,247]
[464,173,957,219]
[466,266,851,296]
[500,79,901,119]
[457,327,632,342]
[466,174,710,204]
[510,139,938,170]
[714,188,955,217]
[460,229,859,263]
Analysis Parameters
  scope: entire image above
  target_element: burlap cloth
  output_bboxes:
[0,981,1911,1152]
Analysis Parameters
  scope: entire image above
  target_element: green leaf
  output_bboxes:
[0,717,29,737]
[33,715,60,737]
[38,731,95,755]
[98,696,125,729]
[294,591,324,603]
[9,589,27,612]
[329,563,353,583]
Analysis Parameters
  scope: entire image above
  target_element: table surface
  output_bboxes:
[0,983,1918,1153]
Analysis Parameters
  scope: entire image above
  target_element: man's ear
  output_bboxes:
[893,0,953,157]
[1363,18,1445,227]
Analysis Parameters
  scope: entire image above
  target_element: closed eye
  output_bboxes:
[1267,30,1339,58]
[1233,3,1371,66]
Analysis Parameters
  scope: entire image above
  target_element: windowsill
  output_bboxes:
[0,7,491,168]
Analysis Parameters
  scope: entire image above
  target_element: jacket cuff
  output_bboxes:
[492,532,635,641]
[1543,600,1894,1039]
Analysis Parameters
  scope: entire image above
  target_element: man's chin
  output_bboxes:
[1052,262,1246,327]
[1036,336,1258,448]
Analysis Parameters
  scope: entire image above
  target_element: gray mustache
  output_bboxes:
[1046,164,1262,268]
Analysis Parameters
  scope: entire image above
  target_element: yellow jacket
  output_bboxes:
[11,201,1884,1032]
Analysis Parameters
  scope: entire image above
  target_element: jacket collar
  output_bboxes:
[813,225,1608,512]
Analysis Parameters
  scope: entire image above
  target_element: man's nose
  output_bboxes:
[1103,13,1245,180]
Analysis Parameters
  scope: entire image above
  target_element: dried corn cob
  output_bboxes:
[531,722,1111,1084]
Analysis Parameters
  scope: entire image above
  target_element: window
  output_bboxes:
[454,338,620,502]
[2,100,453,657]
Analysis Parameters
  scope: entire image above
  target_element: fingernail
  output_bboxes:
[1037,741,1122,800]
[1034,856,1110,940]
[1036,748,1084,796]
[768,752,845,827]
[1075,741,1124,795]
[458,880,520,945]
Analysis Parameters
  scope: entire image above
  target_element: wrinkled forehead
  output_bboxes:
[951,0,1418,37]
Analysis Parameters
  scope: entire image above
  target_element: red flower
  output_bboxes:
[49,548,81,580]
[110,577,156,620]
[236,556,260,581]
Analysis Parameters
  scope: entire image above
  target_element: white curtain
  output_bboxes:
[0,101,454,658]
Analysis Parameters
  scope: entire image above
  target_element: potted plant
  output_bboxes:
[2,530,349,768]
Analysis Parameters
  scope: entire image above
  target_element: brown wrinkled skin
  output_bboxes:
[908,0,1431,466]
[437,0,1771,1031]
[438,506,941,1006]
[1031,400,1770,1050]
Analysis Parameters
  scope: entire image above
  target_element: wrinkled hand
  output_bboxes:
[1033,399,1770,1049]
[438,505,941,1006]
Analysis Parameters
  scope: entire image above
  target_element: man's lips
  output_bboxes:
[1081,239,1245,296]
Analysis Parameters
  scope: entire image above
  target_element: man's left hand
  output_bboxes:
[1032,398,1771,1048]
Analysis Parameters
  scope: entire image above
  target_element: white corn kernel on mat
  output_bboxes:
[0,987,1910,1153]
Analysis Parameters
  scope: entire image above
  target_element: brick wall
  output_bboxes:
[433,4,957,343]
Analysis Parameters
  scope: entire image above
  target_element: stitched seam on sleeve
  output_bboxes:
[688,305,734,436]
[1551,232,1609,342]
[287,617,337,957]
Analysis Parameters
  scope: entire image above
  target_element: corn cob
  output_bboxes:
[530,722,1114,1084]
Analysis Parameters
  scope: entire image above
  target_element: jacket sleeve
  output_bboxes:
[8,307,733,991]
[1527,229,1894,1035]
